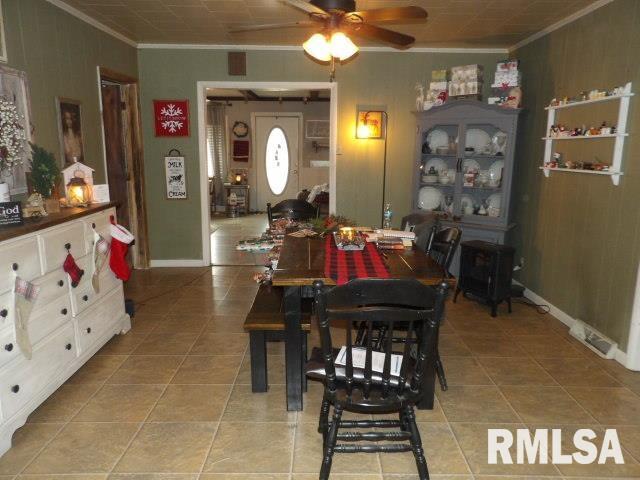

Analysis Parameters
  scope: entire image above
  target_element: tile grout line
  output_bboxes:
[196,336,249,478]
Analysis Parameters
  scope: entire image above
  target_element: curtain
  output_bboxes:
[206,101,228,207]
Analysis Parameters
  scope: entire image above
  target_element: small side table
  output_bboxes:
[224,184,250,216]
[453,240,515,317]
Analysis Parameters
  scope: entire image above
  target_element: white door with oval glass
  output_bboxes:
[255,115,300,210]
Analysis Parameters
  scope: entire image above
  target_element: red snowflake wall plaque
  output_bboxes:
[154,100,190,137]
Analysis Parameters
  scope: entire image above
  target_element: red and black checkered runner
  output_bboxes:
[324,235,390,285]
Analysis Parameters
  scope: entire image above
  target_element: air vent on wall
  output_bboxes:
[569,319,618,359]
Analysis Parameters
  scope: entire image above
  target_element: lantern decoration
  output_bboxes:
[65,169,92,207]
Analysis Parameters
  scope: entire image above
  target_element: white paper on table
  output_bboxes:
[92,184,111,203]
[335,346,403,377]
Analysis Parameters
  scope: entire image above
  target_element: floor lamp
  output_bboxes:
[356,109,389,227]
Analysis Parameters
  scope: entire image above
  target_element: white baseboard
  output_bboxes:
[149,259,208,267]
[514,280,629,368]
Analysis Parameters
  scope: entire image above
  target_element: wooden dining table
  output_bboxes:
[271,234,452,411]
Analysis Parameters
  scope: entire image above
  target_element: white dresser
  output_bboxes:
[0,204,130,456]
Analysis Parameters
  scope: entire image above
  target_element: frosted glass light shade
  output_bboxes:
[303,33,331,61]
[330,32,358,61]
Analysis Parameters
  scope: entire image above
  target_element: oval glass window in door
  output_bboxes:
[265,126,290,195]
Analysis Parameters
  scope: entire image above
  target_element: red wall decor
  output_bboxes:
[154,100,190,137]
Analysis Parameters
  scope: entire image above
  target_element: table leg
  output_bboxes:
[284,286,303,411]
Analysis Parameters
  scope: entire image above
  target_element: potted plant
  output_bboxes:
[29,143,61,213]
[0,96,27,202]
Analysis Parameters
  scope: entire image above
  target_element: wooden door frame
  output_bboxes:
[97,66,150,269]
[250,112,303,212]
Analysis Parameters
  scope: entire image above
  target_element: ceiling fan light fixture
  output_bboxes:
[329,31,358,60]
[303,33,332,61]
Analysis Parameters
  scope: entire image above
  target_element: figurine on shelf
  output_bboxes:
[580,91,588,101]
[600,122,612,135]
[549,125,560,137]
[549,98,559,107]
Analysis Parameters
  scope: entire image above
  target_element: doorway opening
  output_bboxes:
[98,67,149,269]
[197,81,337,266]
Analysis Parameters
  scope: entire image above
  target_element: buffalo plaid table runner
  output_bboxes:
[324,235,390,285]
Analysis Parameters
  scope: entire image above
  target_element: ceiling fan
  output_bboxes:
[230,0,428,79]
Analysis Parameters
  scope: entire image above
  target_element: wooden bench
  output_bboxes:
[244,284,312,392]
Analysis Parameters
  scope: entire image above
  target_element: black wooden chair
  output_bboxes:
[266,199,318,224]
[426,226,462,278]
[306,278,449,480]
[401,213,437,253]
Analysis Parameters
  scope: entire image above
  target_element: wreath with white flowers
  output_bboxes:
[0,96,27,177]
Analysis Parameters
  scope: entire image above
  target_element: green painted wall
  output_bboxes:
[137,49,503,260]
[3,0,138,183]
[511,0,640,351]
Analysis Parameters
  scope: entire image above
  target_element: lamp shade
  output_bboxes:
[303,33,331,61]
[330,32,358,61]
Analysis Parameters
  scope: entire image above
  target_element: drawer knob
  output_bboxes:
[92,222,96,228]
[58,280,64,287]
[82,295,89,301]
[64,243,71,250]
[11,385,19,393]
[65,343,72,350]
[11,263,18,271]
[61,308,68,315]
[4,343,13,352]
[86,327,92,334]
[0,309,7,318]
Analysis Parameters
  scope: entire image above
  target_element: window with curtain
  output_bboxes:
[206,101,228,205]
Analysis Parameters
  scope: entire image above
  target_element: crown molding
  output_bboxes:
[509,0,614,51]
[45,0,137,48]
[137,43,508,54]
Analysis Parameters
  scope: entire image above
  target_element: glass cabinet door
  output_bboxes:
[417,124,460,215]
[457,121,509,224]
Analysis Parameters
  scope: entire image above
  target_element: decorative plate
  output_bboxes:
[426,129,448,152]
[487,193,502,210]
[418,187,444,211]
[462,158,481,173]
[465,128,491,152]
[424,157,447,173]
[460,194,474,212]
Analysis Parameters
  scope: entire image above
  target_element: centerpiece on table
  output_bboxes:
[0,96,27,202]
[310,214,355,236]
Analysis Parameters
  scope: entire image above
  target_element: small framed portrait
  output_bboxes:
[56,98,84,165]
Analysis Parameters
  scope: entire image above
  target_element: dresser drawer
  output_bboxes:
[0,329,18,369]
[76,285,124,354]
[0,237,41,294]
[0,323,76,420]
[83,209,115,252]
[29,295,72,347]
[69,256,120,317]
[0,292,13,331]
[39,223,86,274]
[32,268,69,308]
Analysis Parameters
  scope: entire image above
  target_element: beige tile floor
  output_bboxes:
[1,263,640,479]
[210,214,270,266]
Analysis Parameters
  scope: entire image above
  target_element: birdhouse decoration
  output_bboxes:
[61,161,94,207]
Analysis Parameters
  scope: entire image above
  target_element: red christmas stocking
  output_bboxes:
[63,253,84,288]
[109,223,135,281]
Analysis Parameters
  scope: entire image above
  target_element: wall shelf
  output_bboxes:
[542,82,633,186]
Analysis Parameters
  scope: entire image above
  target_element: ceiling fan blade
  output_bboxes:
[346,6,427,23]
[346,23,415,47]
[281,0,329,16]
[229,21,317,33]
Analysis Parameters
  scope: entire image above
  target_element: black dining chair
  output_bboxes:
[306,278,449,480]
[426,226,462,278]
[401,213,437,253]
[267,199,319,224]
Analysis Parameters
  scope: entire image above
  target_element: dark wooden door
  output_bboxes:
[100,83,130,230]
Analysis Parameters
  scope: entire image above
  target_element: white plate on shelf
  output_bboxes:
[426,129,449,152]
[460,194,474,212]
[487,193,502,210]
[491,131,508,155]
[489,160,505,180]
[465,128,491,152]
[418,187,444,211]
[424,157,447,174]
[462,159,481,173]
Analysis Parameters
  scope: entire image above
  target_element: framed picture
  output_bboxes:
[305,119,330,140]
[56,98,84,165]
[154,100,190,137]
[0,0,7,63]
[0,65,32,194]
